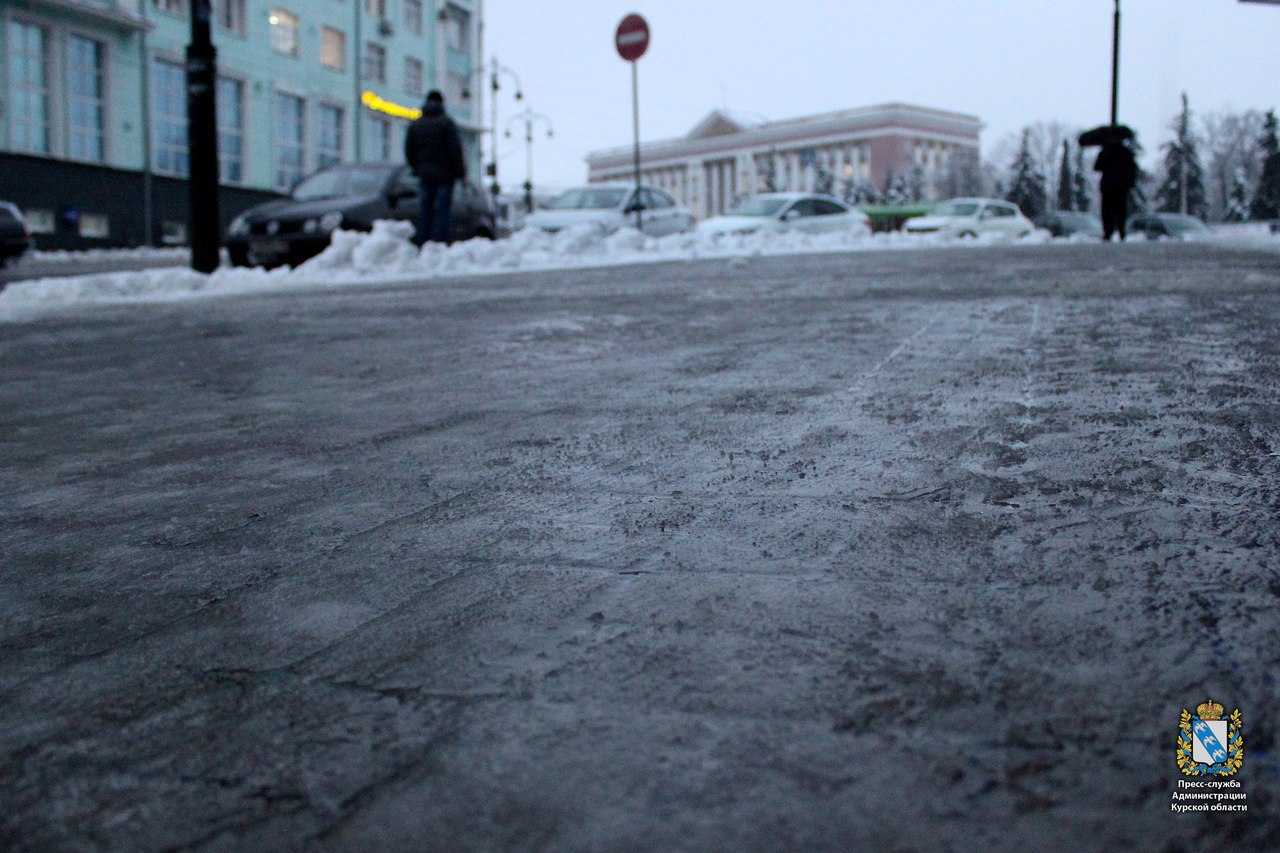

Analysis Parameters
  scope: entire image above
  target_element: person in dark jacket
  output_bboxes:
[1094,139,1138,242]
[404,90,466,245]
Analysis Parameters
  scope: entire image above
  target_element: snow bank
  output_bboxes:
[1,220,1271,323]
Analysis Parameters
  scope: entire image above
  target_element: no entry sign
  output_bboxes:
[615,14,650,62]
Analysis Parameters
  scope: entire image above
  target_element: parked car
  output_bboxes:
[1037,210,1103,239]
[522,184,694,237]
[225,162,497,268]
[0,201,33,268]
[904,198,1035,239]
[697,193,871,237]
[1125,212,1213,241]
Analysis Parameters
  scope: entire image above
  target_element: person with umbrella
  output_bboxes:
[1081,124,1137,242]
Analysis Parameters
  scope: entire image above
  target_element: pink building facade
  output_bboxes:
[586,103,982,219]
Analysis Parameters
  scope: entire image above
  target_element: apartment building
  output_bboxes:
[0,0,483,249]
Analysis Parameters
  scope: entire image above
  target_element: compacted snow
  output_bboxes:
[0,219,1274,323]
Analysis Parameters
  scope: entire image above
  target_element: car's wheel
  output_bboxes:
[958,230,977,240]
[227,245,250,267]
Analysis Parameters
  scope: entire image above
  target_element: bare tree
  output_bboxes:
[1200,109,1264,222]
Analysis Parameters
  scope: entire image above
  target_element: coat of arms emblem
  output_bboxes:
[1177,698,1243,776]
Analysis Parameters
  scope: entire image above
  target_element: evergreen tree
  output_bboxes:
[1156,93,1207,218]
[1251,110,1280,220]
[1005,129,1048,220]
[1072,146,1092,212]
[1056,140,1073,212]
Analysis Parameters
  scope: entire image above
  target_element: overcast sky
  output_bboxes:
[479,0,1280,191]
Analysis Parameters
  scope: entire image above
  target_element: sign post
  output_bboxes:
[615,14,649,231]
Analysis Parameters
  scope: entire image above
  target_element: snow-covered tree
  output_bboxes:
[1224,167,1251,223]
[1155,93,1207,219]
[762,151,781,193]
[841,178,879,206]
[1005,129,1048,221]
[1251,110,1280,221]
[814,162,835,197]
[905,165,927,203]
[882,169,909,205]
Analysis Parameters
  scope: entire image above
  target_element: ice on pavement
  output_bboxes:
[0,218,1271,322]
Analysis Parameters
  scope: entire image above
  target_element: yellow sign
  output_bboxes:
[361,91,421,120]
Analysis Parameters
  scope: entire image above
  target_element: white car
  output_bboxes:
[523,184,694,237]
[697,193,871,237]
[904,197,1034,239]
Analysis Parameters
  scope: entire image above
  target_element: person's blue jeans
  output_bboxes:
[416,180,454,245]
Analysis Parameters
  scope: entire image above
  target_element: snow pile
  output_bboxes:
[1,219,1270,323]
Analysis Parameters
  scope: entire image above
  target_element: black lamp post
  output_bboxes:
[187,0,220,272]
[463,58,522,202]
[1110,0,1121,125]
[506,108,553,213]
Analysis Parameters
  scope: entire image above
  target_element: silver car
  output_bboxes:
[904,197,1035,239]
[523,184,695,237]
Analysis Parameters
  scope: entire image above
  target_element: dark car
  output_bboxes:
[225,162,497,268]
[0,201,33,268]
[1037,210,1103,239]
[1125,212,1213,241]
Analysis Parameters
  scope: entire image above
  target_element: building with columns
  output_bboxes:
[586,103,982,219]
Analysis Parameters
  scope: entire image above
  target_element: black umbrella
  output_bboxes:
[1078,124,1135,147]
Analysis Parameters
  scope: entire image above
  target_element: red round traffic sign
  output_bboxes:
[615,14,650,62]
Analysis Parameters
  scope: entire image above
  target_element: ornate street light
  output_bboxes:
[506,108,554,214]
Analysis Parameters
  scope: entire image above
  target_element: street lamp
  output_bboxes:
[505,108,553,214]
[462,58,522,201]
[1110,0,1121,125]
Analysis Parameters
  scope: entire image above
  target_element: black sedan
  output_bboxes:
[1037,210,1103,239]
[225,162,497,268]
[0,201,33,268]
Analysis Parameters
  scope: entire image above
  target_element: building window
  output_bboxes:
[153,57,188,176]
[67,35,106,162]
[404,58,424,100]
[154,0,187,16]
[216,76,244,183]
[217,0,247,36]
[161,221,187,244]
[79,213,109,239]
[363,43,386,82]
[274,92,304,190]
[320,27,346,70]
[404,0,423,35]
[316,104,343,170]
[443,4,470,52]
[365,0,386,18]
[7,21,50,154]
[25,209,55,234]
[443,72,467,107]
[269,9,299,56]
[365,115,390,161]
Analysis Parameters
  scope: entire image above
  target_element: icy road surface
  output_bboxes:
[1,242,1278,850]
